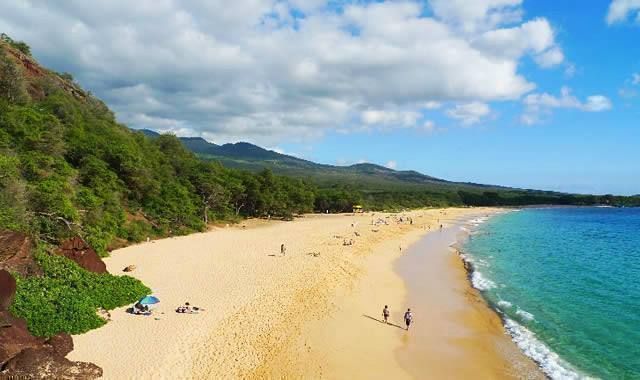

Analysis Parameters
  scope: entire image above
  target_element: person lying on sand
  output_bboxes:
[131,302,151,316]
[176,302,205,314]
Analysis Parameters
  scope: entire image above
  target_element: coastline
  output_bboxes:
[394,211,543,379]
[67,207,539,378]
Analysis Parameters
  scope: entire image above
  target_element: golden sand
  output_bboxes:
[68,208,541,379]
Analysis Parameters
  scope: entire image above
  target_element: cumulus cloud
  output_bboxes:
[429,0,523,34]
[361,109,421,128]
[534,47,565,68]
[474,18,563,67]
[606,0,640,24]
[521,87,612,124]
[633,73,640,85]
[446,102,491,125]
[419,120,436,133]
[385,160,398,169]
[0,0,565,143]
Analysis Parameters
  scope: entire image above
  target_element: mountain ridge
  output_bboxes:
[136,128,507,191]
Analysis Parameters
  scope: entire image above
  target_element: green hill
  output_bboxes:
[140,129,640,209]
[0,37,319,256]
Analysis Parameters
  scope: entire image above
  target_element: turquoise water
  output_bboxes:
[462,207,640,379]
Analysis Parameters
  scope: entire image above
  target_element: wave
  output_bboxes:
[470,270,497,290]
[468,217,490,226]
[504,319,587,380]
[497,299,512,308]
[516,308,535,321]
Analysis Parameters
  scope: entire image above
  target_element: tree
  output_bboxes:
[1,33,31,55]
[0,52,28,103]
[192,166,229,224]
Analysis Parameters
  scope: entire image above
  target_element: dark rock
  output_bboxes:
[55,236,106,273]
[0,270,16,311]
[45,333,73,357]
[0,311,43,367]
[0,230,41,277]
[1,346,102,379]
[123,264,136,272]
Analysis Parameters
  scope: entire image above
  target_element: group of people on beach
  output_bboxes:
[382,305,413,331]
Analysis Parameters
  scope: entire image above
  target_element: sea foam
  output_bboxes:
[471,270,496,290]
[516,308,535,321]
[504,319,587,380]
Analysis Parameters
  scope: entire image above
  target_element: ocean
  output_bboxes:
[462,207,640,379]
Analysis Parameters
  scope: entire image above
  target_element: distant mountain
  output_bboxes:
[137,128,507,193]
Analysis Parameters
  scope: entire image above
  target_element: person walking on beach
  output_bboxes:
[404,308,413,331]
[280,243,286,256]
[382,305,390,324]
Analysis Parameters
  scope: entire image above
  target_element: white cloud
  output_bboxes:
[422,101,442,109]
[564,63,577,78]
[632,73,640,85]
[0,0,564,144]
[446,102,491,125]
[534,47,565,68]
[385,160,397,169]
[429,0,523,34]
[583,96,613,112]
[606,0,640,24]
[420,120,436,132]
[521,87,612,124]
[474,18,564,68]
[361,109,421,128]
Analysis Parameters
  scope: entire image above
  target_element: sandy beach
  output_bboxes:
[69,208,541,379]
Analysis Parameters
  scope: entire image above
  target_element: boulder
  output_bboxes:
[55,236,106,273]
[1,346,102,380]
[45,333,74,357]
[0,311,43,367]
[0,231,41,277]
[0,270,16,311]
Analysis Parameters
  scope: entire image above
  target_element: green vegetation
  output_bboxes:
[0,39,318,256]
[0,33,31,56]
[10,247,149,337]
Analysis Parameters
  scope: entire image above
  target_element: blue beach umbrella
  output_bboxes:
[138,295,160,305]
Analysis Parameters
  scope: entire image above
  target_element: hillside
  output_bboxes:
[140,129,640,208]
[141,128,500,192]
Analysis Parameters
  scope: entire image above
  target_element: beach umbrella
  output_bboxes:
[138,295,160,305]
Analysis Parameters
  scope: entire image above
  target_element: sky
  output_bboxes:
[0,0,638,195]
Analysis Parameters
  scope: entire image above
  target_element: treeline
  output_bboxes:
[457,191,640,207]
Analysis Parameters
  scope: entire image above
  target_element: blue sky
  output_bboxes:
[0,0,638,195]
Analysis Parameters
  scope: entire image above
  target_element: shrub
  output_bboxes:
[10,247,150,337]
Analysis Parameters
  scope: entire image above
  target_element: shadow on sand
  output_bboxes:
[362,314,406,330]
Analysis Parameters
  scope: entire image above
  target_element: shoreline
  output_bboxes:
[68,207,539,378]
[455,209,586,379]
[394,211,544,379]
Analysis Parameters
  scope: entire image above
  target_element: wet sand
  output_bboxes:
[396,219,544,379]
